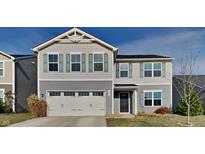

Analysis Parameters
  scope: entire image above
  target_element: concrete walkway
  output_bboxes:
[9,116,107,127]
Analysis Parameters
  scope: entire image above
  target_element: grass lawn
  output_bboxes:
[106,114,205,127]
[0,113,33,127]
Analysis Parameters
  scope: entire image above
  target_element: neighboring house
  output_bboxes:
[0,51,37,112]
[33,28,174,116]
[0,51,15,111]
[173,75,205,110]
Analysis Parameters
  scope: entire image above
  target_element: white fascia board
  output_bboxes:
[0,50,15,60]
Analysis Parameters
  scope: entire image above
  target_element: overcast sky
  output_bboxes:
[0,27,204,74]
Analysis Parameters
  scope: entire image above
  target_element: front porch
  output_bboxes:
[114,84,138,115]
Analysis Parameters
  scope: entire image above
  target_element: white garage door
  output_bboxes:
[47,91,105,116]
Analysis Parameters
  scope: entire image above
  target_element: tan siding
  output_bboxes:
[0,84,12,92]
[39,43,114,80]
[0,53,14,83]
[0,54,10,60]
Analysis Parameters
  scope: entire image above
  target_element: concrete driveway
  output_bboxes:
[9,116,107,127]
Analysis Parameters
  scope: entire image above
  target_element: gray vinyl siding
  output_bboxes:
[137,85,172,113]
[15,56,37,112]
[114,61,172,85]
[39,81,113,114]
[39,43,114,80]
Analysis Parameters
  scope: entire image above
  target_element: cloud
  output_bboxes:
[118,29,205,74]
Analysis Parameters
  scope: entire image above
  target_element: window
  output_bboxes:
[144,91,162,107]
[71,54,81,72]
[143,62,162,77]
[48,54,58,72]
[119,63,129,78]
[154,63,162,77]
[144,63,152,77]
[64,92,75,96]
[94,54,103,71]
[0,62,4,77]
[144,92,152,106]
[93,91,104,96]
[49,91,61,96]
[0,90,4,102]
[78,92,89,96]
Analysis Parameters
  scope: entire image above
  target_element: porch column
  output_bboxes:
[133,89,137,114]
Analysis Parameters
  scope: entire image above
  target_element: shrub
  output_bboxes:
[27,94,47,117]
[0,100,4,113]
[4,91,14,113]
[154,107,172,115]
[176,90,204,116]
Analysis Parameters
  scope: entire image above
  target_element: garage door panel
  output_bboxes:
[47,91,105,116]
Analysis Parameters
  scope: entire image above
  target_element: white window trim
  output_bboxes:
[143,90,162,107]
[47,53,59,73]
[0,89,5,102]
[93,53,104,72]
[143,62,162,78]
[119,63,129,78]
[0,61,5,77]
[70,53,82,72]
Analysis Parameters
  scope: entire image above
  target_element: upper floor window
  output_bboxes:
[144,91,162,107]
[153,63,161,77]
[119,63,129,78]
[0,62,4,77]
[48,54,58,72]
[71,54,81,72]
[94,54,103,71]
[143,62,161,77]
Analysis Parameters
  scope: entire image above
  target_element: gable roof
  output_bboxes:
[0,50,15,60]
[32,28,118,52]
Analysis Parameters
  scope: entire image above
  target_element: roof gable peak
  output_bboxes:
[33,27,118,52]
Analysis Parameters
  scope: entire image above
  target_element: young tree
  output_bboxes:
[173,53,205,125]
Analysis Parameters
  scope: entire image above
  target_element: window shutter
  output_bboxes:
[116,63,119,78]
[129,63,132,78]
[162,62,166,78]
[59,54,64,72]
[43,54,47,72]
[82,53,86,72]
[104,53,108,72]
[88,53,93,72]
[162,91,166,106]
[140,91,144,106]
[66,54,70,72]
[140,63,143,78]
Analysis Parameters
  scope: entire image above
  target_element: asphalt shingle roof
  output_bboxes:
[116,54,171,59]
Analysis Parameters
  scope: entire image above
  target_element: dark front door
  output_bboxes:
[120,92,129,113]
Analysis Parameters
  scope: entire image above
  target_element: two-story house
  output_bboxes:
[33,28,173,116]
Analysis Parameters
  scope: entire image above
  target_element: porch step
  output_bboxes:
[106,114,135,119]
